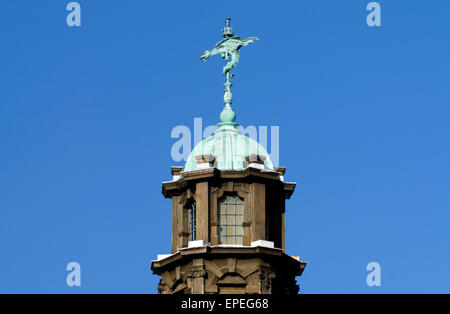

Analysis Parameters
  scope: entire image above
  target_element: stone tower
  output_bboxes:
[151,18,306,294]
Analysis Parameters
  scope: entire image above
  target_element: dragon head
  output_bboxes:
[200,50,211,61]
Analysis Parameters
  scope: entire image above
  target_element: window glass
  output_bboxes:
[188,202,196,241]
[218,194,244,245]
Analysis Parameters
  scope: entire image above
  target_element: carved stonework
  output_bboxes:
[152,246,305,295]
[157,279,169,294]
[259,267,276,293]
[187,269,206,279]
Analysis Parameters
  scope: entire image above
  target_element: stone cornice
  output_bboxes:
[162,167,295,198]
[283,182,296,199]
[151,245,307,276]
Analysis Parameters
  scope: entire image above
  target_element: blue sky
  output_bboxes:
[1,0,449,293]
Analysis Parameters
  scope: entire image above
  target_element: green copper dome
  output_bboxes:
[184,124,274,172]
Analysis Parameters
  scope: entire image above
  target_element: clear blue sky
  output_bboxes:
[1,0,449,293]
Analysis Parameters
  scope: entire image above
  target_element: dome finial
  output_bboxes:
[218,72,237,128]
[222,17,234,38]
[200,18,259,129]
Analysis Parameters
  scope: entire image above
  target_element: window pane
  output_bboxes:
[221,204,227,215]
[235,214,244,225]
[224,215,234,226]
[220,213,227,225]
[225,226,234,235]
[236,203,244,215]
[226,204,235,215]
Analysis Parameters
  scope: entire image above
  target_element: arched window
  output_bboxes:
[187,201,196,241]
[218,193,244,245]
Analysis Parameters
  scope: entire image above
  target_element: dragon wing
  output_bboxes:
[215,37,259,50]
[241,36,259,46]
